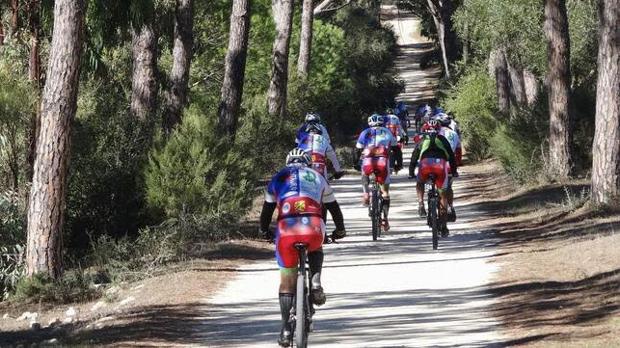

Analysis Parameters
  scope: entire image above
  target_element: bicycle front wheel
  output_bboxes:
[295,273,307,348]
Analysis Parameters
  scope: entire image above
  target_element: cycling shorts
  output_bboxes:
[362,156,390,184]
[417,158,449,190]
[276,216,325,269]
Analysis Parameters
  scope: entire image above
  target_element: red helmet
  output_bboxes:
[421,119,441,132]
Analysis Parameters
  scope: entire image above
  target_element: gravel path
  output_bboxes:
[200,8,502,347]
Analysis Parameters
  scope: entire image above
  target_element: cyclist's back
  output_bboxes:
[298,130,342,178]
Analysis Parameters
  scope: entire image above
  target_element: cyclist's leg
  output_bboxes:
[434,161,450,231]
[416,160,429,215]
[361,157,373,205]
[275,220,299,345]
[376,157,391,228]
[307,217,326,305]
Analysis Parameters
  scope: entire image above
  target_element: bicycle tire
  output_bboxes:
[371,188,379,241]
[429,196,439,250]
[294,255,307,348]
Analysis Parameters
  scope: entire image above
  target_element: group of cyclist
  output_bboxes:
[258,102,462,347]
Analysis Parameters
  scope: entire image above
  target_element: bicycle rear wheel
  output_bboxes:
[429,196,439,250]
[294,261,308,347]
[371,188,380,241]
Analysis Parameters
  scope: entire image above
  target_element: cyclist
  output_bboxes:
[438,113,462,222]
[414,103,431,130]
[297,123,344,179]
[408,119,458,237]
[259,148,346,347]
[395,101,410,132]
[384,109,407,173]
[295,112,331,145]
[354,114,399,231]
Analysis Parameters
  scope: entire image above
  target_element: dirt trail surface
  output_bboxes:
[201,8,503,347]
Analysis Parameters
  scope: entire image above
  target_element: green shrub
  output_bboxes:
[443,65,498,161]
[489,102,548,183]
[13,271,101,304]
[145,107,257,220]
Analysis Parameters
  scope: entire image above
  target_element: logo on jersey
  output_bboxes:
[295,200,306,212]
[302,217,310,225]
[302,170,317,183]
[282,202,291,214]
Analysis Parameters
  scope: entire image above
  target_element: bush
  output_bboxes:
[13,271,100,304]
[443,65,498,161]
[145,107,257,221]
[65,77,152,253]
[89,215,228,283]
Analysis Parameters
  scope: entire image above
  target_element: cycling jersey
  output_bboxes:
[440,127,461,153]
[356,126,397,158]
[383,114,406,139]
[409,133,457,178]
[295,123,331,145]
[265,165,335,219]
[297,133,342,177]
[265,164,333,269]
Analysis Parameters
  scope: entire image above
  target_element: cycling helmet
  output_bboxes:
[422,119,441,132]
[305,112,321,123]
[286,148,312,166]
[368,113,384,127]
[305,122,323,135]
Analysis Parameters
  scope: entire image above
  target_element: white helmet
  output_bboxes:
[305,112,321,123]
[286,148,312,166]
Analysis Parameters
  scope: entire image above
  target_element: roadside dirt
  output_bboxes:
[0,239,272,347]
[464,161,620,347]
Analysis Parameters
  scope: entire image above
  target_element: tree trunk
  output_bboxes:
[591,0,620,205]
[507,61,527,105]
[426,0,450,79]
[11,0,19,34]
[164,0,193,132]
[131,23,158,121]
[267,0,294,117]
[0,23,5,45]
[27,0,41,86]
[218,0,251,137]
[489,48,510,113]
[26,0,42,182]
[297,0,314,77]
[544,0,572,178]
[26,0,85,279]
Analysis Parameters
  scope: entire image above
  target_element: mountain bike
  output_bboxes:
[368,173,383,241]
[289,242,313,348]
[426,174,440,250]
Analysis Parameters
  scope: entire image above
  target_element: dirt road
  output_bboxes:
[200,8,503,347]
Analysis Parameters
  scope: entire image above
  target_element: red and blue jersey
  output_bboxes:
[355,126,397,158]
[265,165,335,220]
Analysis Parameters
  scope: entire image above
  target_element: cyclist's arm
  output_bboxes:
[326,144,342,172]
[409,146,421,177]
[259,201,277,232]
[322,185,345,230]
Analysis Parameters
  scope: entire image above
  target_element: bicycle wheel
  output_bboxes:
[429,196,439,250]
[371,188,379,241]
[295,260,308,347]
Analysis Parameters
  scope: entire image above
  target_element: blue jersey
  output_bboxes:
[265,165,335,219]
[355,127,397,158]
